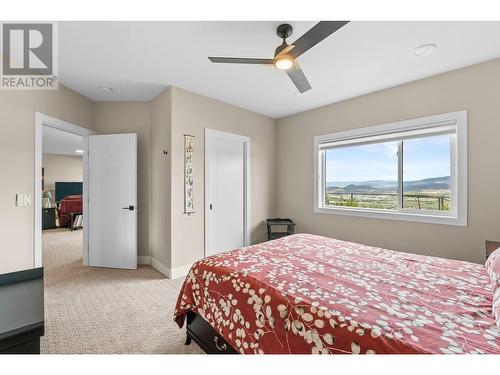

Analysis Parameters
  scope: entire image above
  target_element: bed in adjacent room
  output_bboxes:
[54,182,83,228]
[174,234,500,354]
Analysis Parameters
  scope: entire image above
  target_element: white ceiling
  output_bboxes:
[42,126,83,156]
[59,21,500,118]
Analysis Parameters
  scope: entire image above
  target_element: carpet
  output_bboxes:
[40,228,203,354]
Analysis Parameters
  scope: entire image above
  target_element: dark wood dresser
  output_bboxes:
[0,268,44,354]
[42,207,57,230]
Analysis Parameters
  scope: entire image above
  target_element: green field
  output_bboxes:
[325,190,451,211]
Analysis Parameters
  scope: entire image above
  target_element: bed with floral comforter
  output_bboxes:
[174,234,500,354]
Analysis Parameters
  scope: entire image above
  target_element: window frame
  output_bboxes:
[313,110,467,226]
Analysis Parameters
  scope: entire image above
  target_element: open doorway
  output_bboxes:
[34,113,94,268]
[41,128,84,267]
[35,113,138,270]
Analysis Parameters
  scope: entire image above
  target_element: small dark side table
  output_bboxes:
[0,268,44,354]
[266,218,296,241]
[485,240,500,261]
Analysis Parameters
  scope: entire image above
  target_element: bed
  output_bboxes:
[55,182,83,228]
[174,234,500,354]
[57,195,83,228]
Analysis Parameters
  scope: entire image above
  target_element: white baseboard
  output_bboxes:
[138,256,150,265]
[169,264,192,279]
[150,257,170,277]
[149,257,191,279]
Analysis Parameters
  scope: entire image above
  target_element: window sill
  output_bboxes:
[314,206,466,226]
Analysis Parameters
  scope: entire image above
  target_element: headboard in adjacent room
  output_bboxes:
[55,182,83,203]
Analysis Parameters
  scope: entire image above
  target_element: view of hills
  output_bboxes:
[326,176,450,193]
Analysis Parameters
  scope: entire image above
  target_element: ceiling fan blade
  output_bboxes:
[289,21,349,59]
[286,63,311,93]
[208,57,275,65]
[275,44,295,58]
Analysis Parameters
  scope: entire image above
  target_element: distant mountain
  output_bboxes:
[327,180,396,189]
[404,176,450,191]
[327,176,450,193]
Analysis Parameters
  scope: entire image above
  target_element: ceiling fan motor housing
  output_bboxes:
[276,24,293,40]
[275,24,294,57]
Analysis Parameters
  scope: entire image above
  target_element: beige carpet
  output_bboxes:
[41,228,203,354]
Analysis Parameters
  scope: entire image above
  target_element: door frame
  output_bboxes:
[34,112,95,267]
[204,128,251,256]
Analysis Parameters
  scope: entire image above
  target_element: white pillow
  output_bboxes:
[485,247,500,327]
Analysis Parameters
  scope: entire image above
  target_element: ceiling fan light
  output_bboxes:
[274,56,293,70]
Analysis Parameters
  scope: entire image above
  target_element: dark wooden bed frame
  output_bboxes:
[185,312,238,354]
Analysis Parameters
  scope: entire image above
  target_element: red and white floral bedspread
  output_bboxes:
[174,234,500,354]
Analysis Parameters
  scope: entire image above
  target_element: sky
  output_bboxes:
[325,134,451,183]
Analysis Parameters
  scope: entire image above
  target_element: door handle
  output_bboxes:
[122,205,135,211]
[209,204,213,210]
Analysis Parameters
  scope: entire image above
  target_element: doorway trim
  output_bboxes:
[204,128,251,256]
[34,112,95,268]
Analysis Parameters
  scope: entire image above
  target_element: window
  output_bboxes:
[402,134,451,211]
[314,111,467,226]
[325,141,399,210]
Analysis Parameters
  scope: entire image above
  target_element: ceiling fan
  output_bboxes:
[208,21,349,94]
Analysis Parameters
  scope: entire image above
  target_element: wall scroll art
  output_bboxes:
[183,134,195,214]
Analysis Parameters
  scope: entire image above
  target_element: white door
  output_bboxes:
[205,129,250,256]
[88,134,137,269]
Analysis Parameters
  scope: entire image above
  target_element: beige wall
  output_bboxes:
[5,59,495,275]
[0,83,277,276]
[151,88,173,269]
[0,85,94,274]
[42,154,83,205]
[169,87,277,272]
[276,58,500,264]
[93,102,152,257]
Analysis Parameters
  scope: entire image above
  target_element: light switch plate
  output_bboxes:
[16,194,24,206]
[23,194,32,206]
